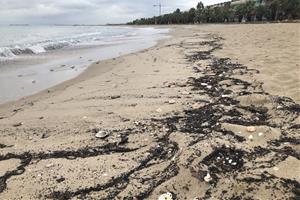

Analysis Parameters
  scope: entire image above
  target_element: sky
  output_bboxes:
[0,0,229,25]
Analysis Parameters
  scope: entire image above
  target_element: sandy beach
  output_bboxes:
[0,23,299,199]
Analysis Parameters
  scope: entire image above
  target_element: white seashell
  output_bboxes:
[277,105,283,109]
[273,167,279,171]
[204,172,212,182]
[181,91,190,95]
[221,95,230,98]
[156,108,162,113]
[95,131,109,139]
[168,100,176,104]
[258,132,264,136]
[46,163,54,168]
[201,83,208,86]
[248,135,254,140]
[158,192,173,200]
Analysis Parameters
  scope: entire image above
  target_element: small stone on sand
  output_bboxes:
[110,95,121,100]
[13,122,23,127]
[192,103,201,109]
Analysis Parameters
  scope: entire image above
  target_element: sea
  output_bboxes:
[0,25,169,103]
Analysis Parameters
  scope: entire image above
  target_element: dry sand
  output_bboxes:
[0,24,299,200]
[199,23,300,103]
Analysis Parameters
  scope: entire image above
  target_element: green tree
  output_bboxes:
[188,8,196,23]
[197,2,204,10]
[255,4,270,20]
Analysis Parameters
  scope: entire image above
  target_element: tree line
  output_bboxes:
[128,0,300,25]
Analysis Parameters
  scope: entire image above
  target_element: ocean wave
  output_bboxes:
[0,27,163,60]
[0,41,73,59]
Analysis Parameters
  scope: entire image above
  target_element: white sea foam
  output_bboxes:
[0,26,167,60]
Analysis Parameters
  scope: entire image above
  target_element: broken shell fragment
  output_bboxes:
[95,131,109,139]
[221,95,230,98]
[158,192,173,200]
[156,108,162,113]
[204,172,212,182]
[258,132,264,136]
[168,100,176,104]
[273,167,279,171]
[246,126,256,132]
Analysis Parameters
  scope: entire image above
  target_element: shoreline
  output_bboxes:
[0,24,299,199]
[0,26,169,105]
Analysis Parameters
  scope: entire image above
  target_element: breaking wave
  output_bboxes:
[0,40,90,59]
[0,26,167,60]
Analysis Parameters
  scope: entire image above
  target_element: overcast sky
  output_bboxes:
[0,0,229,25]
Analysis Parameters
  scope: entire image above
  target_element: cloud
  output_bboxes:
[0,0,228,25]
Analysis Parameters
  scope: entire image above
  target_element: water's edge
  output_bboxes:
[0,26,170,104]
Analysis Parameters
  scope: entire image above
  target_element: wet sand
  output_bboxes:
[0,28,168,104]
[0,24,299,199]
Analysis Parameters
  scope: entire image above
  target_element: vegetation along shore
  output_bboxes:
[128,0,300,24]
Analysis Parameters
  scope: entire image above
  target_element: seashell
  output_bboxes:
[221,95,230,98]
[247,126,256,132]
[168,100,176,104]
[204,172,212,182]
[277,105,283,109]
[181,91,190,95]
[95,131,109,139]
[46,163,55,168]
[158,192,173,200]
[273,167,279,171]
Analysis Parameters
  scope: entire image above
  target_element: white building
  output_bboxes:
[231,0,265,6]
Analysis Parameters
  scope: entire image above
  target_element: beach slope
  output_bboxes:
[0,24,299,199]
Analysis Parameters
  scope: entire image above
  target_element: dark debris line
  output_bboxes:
[158,36,300,199]
[0,35,299,200]
[0,140,139,193]
[47,130,180,200]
